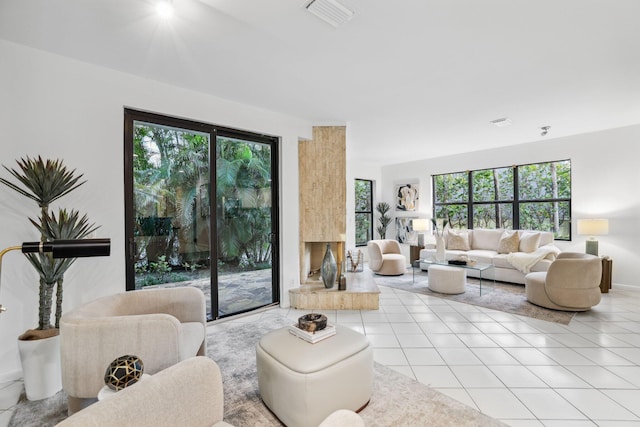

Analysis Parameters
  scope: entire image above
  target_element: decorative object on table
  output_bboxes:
[395,183,418,211]
[0,156,111,400]
[288,323,337,343]
[347,249,363,272]
[431,218,449,262]
[577,218,609,256]
[336,235,345,289]
[320,243,337,289]
[375,202,392,239]
[298,313,328,332]
[104,355,144,391]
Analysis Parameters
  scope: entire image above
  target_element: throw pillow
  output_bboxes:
[519,232,541,253]
[497,230,520,254]
[447,229,471,251]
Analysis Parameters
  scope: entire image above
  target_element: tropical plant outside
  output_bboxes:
[132,122,273,289]
[0,156,99,337]
[354,179,372,246]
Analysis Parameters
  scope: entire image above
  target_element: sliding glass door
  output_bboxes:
[124,110,279,319]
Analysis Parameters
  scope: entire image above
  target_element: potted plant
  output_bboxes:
[375,202,392,239]
[0,156,100,400]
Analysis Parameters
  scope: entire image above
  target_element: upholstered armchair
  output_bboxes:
[524,252,602,311]
[367,239,407,276]
[60,286,207,414]
[57,356,364,427]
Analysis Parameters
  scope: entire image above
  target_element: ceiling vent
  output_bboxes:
[490,117,512,127]
[305,0,354,28]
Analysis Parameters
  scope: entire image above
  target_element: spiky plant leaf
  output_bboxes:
[0,156,86,207]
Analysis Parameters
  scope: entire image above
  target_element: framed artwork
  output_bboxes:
[395,217,417,244]
[396,183,419,211]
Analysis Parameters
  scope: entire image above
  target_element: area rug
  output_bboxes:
[11,315,505,426]
[376,269,575,325]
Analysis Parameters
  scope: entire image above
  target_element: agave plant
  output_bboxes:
[0,156,99,338]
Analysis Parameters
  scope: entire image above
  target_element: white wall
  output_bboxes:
[0,40,311,380]
[380,126,640,287]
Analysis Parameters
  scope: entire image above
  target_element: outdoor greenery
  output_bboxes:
[354,179,372,246]
[133,123,273,288]
[0,157,99,335]
[433,160,571,239]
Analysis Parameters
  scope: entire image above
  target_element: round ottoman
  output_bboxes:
[256,325,373,427]
[428,264,466,294]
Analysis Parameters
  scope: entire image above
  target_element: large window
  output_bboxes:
[433,160,571,239]
[354,179,373,246]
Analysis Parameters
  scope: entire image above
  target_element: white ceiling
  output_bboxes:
[1,0,639,165]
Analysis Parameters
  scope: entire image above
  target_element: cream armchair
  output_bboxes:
[57,356,364,427]
[367,239,407,276]
[525,252,602,311]
[60,286,207,414]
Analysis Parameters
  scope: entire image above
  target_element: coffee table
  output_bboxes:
[412,259,495,295]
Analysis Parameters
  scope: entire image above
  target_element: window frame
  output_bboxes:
[354,178,373,247]
[432,159,572,240]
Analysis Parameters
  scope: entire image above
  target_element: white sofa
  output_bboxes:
[419,228,561,284]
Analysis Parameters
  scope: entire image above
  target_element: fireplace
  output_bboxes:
[301,241,344,285]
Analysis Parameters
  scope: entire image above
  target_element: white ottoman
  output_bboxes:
[256,325,373,427]
[428,264,466,294]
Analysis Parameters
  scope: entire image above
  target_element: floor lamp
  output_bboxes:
[0,238,111,315]
[577,219,608,256]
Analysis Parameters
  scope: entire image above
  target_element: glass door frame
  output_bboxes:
[124,108,280,320]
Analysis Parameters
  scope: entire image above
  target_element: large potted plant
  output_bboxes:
[375,202,392,239]
[0,156,100,400]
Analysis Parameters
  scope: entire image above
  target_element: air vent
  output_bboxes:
[305,0,354,28]
[490,117,512,127]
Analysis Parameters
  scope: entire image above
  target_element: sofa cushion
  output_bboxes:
[466,249,496,265]
[471,229,504,250]
[447,229,471,251]
[497,230,520,254]
[519,232,541,253]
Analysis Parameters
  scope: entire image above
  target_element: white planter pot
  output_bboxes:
[18,334,62,400]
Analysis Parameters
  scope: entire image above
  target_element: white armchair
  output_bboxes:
[367,239,407,276]
[60,286,207,414]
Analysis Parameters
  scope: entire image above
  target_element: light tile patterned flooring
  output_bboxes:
[2,284,640,426]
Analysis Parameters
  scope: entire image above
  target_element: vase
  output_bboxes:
[320,243,337,289]
[435,235,446,262]
[18,334,62,400]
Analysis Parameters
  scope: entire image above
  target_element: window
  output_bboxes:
[433,160,571,239]
[354,179,373,246]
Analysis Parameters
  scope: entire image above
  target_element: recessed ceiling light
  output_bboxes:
[156,1,174,19]
[490,117,512,127]
[305,0,354,28]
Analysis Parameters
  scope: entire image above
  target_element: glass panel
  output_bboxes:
[435,204,467,230]
[132,121,212,314]
[472,167,513,202]
[519,201,571,239]
[355,213,372,246]
[519,160,571,200]
[473,203,513,229]
[216,136,274,316]
[355,179,372,211]
[434,172,468,203]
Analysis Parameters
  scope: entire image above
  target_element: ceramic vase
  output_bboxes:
[320,243,337,289]
[18,334,62,401]
[435,235,446,262]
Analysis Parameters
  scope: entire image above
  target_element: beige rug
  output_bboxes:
[375,269,575,324]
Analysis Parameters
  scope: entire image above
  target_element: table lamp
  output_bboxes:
[0,238,110,314]
[412,218,430,246]
[577,219,608,256]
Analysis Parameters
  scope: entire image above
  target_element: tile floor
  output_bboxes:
[2,284,639,426]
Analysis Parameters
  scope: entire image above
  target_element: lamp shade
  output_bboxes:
[577,219,609,236]
[412,218,430,232]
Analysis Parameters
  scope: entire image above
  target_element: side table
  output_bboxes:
[409,245,425,264]
[600,256,612,293]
